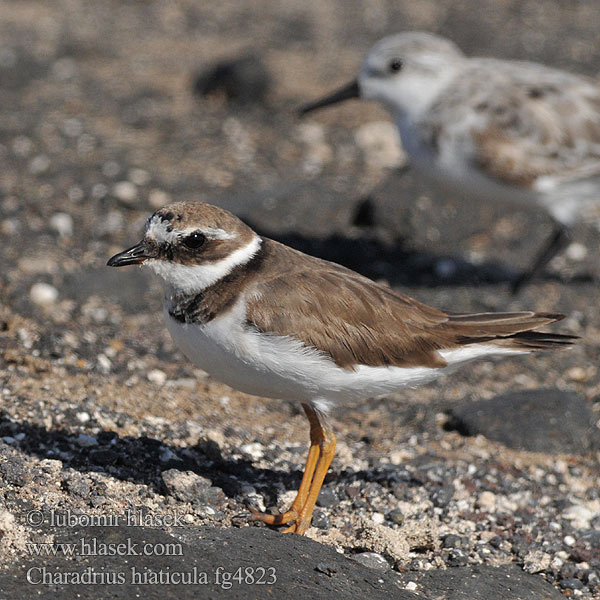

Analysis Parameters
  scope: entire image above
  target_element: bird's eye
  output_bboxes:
[388,58,403,73]
[183,231,206,249]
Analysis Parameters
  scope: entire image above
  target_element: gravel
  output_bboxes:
[0,1,599,598]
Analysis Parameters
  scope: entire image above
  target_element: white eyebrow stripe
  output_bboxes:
[146,234,262,294]
[199,227,235,240]
[146,217,236,244]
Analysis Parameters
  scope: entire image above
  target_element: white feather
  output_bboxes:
[164,297,528,411]
[145,235,261,295]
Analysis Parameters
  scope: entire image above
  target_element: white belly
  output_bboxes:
[164,300,526,408]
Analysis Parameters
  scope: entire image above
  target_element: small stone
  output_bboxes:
[566,242,587,261]
[405,581,418,592]
[386,509,404,525]
[64,473,91,498]
[435,258,458,279]
[162,469,224,505]
[316,487,338,508]
[442,534,468,549]
[75,434,98,448]
[562,504,593,528]
[30,283,58,306]
[567,367,589,382]
[240,443,263,460]
[148,189,171,209]
[96,354,112,374]
[354,121,405,169]
[128,168,150,186]
[0,456,31,487]
[564,535,576,547]
[315,562,337,577]
[478,490,496,511]
[29,154,50,175]
[311,509,330,530]
[352,552,390,571]
[194,55,270,104]
[372,512,385,525]
[49,213,73,238]
[446,548,468,567]
[560,578,584,591]
[147,369,167,386]
[103,161,120,177]
[523,550,552,573]
[112,181,137,204]
[76,412,90,424]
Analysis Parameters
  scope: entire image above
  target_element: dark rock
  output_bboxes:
[352,197,377,228]
[446,389,597,454]
[0,456,31,487]
[194,55,270,104]
[315,487,338,508]
[441,534,469,549]
[88,448,118,466]
[560,578,584,590]
[431,485,454,508]
[161,469,225,506]
[310,508,330,530]
[571,531,600,563]
[386,508,405,525]
[445,549,468,567]
[352,552,390,571]
[0,525,421,599]
[399,564,564,599]
[62,472,91,498]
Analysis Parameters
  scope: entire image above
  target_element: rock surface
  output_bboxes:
[0,1,599,599]
[446,389,599,454]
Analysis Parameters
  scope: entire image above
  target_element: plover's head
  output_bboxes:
[301,32,464,120]
[107,202,261,295]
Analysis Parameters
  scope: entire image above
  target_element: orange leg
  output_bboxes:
[250,403,336,535]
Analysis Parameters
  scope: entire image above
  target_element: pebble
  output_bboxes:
[49,212,74,238]
[0,456,31,487]
[29,283,58,306]
[128,168,150,186]
[240,443,264,460]
[148,189,171,209]
[523,550,552,573]
[75,434,98,448]
[564,536,576,547]
[194,55,270,104]
[76,412,90,424]
[29,154,50,174]
[352,552,390,571]
[560,578,584,590]
[371,512,385,525]
[161,469,225,506]
[354,121,405,169]
[405,581,418,592]
[96,354,112,374]
[478,490,496,511]
[112,181,137,204]
[147,369,167,385]
[0,510,16,534]
[316,487,338,508]
[434,258,458,279]
[566,242,588,261]
[563,505,594,528]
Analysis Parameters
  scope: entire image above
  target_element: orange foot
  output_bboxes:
[250,403,336,536]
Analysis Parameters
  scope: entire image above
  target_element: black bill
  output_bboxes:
[107,241,153,267]
[299,79,360,115]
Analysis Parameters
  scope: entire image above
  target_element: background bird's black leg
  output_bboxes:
[511,224,571,295]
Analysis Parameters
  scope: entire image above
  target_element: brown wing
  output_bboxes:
[245,261,570,370]
[424,60,600,188]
